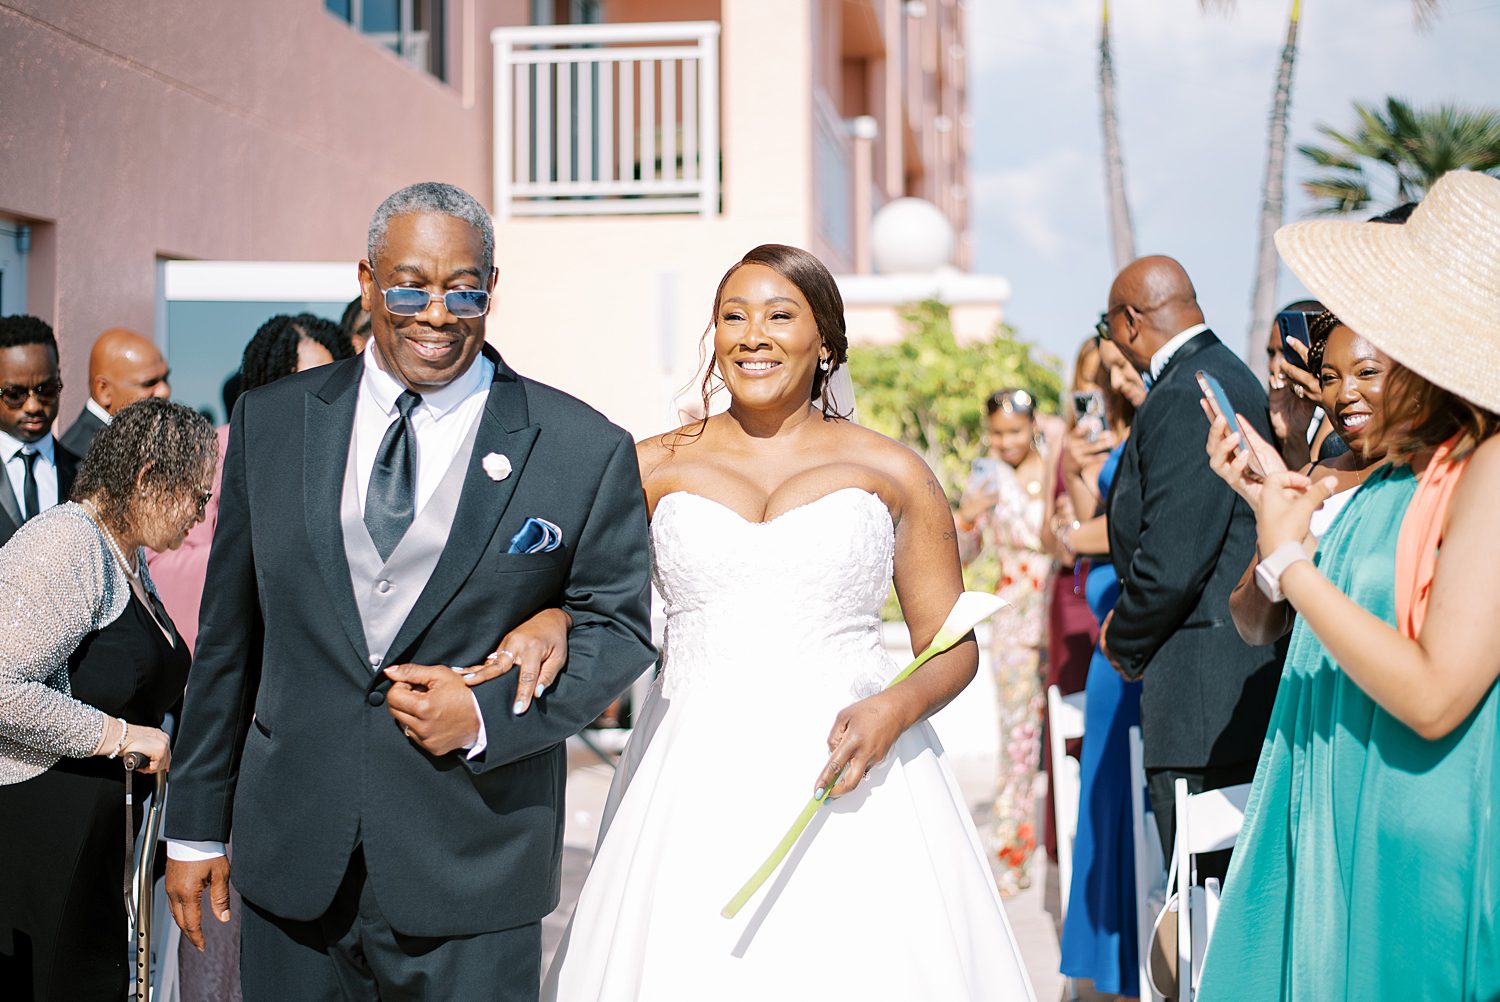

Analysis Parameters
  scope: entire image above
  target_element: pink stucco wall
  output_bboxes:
[0,0,525,396]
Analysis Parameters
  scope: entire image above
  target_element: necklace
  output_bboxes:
[83,501,140,580]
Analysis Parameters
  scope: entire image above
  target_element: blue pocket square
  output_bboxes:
[508,517,563,555]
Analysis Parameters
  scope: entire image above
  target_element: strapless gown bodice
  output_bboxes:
[650,488,896,701]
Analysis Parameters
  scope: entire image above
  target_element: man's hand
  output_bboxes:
[166,856,232,952]
[383,664,483,756]
[1101,609,1126,675]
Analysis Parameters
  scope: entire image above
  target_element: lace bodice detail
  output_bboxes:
[649,488,898,700]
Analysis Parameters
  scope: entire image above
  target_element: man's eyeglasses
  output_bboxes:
[0,379,63,408]
[1096,304,1129,342]
[377,284,491,320]
[192,487,213,516]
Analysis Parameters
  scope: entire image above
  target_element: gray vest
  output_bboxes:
[339,412,482,672]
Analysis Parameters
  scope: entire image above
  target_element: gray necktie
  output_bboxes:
[364,391,422,560]
[18,449,39,522]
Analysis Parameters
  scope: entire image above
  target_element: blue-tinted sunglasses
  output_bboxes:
[377,283,491,319]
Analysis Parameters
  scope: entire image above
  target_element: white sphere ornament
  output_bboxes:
[870,197,955,275]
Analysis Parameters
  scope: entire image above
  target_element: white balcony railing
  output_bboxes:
[491,21,720,219]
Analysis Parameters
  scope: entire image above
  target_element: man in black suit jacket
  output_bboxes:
[0,315,81,546]
[1100,257,1281,858]
[58,326,172,457]
[165,184,655,998]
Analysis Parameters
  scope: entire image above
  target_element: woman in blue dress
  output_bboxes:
[1059,337,1148,998]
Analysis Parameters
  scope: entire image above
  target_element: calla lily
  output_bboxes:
[721,590,1008,919]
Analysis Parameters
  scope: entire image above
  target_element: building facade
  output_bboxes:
[0,0,973,437]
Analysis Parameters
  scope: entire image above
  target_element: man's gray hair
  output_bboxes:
[367,182,495,273]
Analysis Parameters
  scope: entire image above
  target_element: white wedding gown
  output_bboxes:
[544,488,1034,1001]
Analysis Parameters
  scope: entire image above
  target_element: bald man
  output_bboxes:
[59,327,171,455]
[1097,256,1280,864]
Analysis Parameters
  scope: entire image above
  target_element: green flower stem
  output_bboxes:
[719,641,946,919]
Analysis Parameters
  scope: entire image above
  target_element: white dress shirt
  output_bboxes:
[86,396,112,426]
[1148,323,1211,382]
[168,348,496,864]
[0,429,59,518]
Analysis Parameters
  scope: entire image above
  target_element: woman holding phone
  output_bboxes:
[1222,312,1395,645]
[956,388,1052,895]
[1196,170,1500,1000]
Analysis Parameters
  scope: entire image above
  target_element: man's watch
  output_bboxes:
[1254,541,1312,603]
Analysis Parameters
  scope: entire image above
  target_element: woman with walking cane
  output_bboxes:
[0,398,217,1000]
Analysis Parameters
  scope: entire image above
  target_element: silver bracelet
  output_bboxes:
[107,717,129,759]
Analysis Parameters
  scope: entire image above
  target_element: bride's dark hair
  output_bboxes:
[679,244,850,440]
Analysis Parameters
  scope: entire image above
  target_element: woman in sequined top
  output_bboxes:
[0,398,217,1000]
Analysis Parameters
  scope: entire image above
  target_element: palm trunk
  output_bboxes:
[1099,0,1137,272]
[1246,0,1301,370]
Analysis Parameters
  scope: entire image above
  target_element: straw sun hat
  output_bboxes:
[1275,169,1500,414]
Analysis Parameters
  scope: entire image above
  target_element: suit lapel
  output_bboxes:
[385,351,538,665]
[0,466,20,529]
[56,444,79,500]
[302,357,371,665]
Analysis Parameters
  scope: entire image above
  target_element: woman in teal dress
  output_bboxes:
[1195,171,1500,1000]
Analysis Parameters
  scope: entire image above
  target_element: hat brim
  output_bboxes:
[1275,181,1500,414]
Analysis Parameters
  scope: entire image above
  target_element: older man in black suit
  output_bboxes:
[164,182,654,999]
[0,315,80,546]
[1099,256,1281,860]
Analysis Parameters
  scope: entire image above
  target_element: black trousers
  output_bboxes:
[239,848,541,1002]
[1145,763,1257,886]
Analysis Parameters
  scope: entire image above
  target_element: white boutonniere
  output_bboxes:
[481,452,512,481]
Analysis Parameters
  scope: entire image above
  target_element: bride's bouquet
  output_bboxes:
[722,591,1008,918]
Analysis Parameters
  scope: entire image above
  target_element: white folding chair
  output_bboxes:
[1174,778,1251,1001]
[1129,726,1167,1002]
[1046,685,1087,919]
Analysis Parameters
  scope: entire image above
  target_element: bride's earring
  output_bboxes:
[819,357,831,372]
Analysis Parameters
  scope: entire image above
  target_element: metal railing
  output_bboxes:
[491,21,720,219]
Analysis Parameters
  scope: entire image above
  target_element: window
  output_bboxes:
[326,0,446,81]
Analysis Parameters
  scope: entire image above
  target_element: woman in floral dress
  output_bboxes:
[958,388,1053,895]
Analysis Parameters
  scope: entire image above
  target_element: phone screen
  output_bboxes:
[1276,311,1315,374]
[969,457,1000,494]
[1197,370,1268,480]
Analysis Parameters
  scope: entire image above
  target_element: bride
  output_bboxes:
[543,245,1034,1000]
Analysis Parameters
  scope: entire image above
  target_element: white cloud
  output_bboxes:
[972,148,1099,261]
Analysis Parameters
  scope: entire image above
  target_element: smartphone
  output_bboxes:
[1066,390,1106,442]
[1196,370,1268,481]
[1276,310,1315,374]
[969,457,1000,495]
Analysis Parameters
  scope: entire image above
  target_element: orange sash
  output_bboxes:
[1394,435,1470,639]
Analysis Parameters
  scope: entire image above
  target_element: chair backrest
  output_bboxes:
[1175,779,1251,1001]
[1047,685,1087,919]
[1179,783,1251,858]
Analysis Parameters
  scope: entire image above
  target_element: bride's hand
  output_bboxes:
[814,693,906,799]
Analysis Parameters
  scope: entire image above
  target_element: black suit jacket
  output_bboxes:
[58,405,105,457]
[167,348,656,937]
[0,439,81,547]
[1106,330,1281,771]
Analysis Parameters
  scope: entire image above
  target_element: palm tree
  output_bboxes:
[1299,98,1500,214]
[1098,0,1136,272]
[1206,0,1440,366]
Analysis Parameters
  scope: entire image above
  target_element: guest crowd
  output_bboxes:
[1,168,1498,1001]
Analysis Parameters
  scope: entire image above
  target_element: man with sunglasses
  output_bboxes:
[165,182,654,999]
[0,315,80,547]
[57,326,172,456]
[1095,256,1280,879]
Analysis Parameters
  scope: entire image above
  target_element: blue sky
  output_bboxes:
[967,0,1500,371]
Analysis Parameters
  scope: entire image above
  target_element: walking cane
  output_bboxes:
[124,751,168,1002]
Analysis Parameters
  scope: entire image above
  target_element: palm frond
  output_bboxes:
[1301,174,1372,215]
